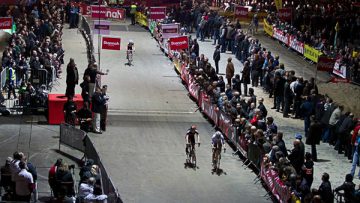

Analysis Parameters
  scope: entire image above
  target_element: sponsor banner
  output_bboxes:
[91,6,125,20]
[278,8,291,21]
[0,17,12,30]
[274,0,283,11]
[263,19,273,36]
[317,56,336,72]
[149,7,166,20]
[188,75,200,101]
[234,6,248,18]
[200,92,219,125]
[173,57,181,73]
[289,35,304,54]
[329,77,350,83]
[80,3,91,15]
[161,23,180,39]
[333,59,347,78]
[304,44,323,63]
[260,162,291,203]
[101,36,121,50]
[180,63,188,83]
[93,20,111,35]
[218,111,233,139]
[273,28,289,45]
[169,36,188,50]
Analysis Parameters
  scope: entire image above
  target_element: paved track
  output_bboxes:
[89,23,270,203]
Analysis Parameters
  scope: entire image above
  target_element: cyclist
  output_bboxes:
[185,125,200,155]
[127,40,135,56]
[211,131,226,163]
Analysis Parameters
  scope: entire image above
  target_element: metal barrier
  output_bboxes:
[0,68,7,91]
[30,68,48,88]
[83,136,123,203]
[59,123,86,152]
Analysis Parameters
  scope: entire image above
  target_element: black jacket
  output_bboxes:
[318,181,334,203]
[213,48,220,61]
[91,92,105,113]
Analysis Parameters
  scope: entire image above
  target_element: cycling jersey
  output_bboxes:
[186,128,199,144]
[211,132,224,146]
[127,44,133,51]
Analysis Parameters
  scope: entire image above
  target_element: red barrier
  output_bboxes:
[180,63,189,84]
[273,28,290,45]
[260,161,291,203]
[238,134,249,157]
[218,110,233,138]
[188,74,200,102]
[199,91,219,125]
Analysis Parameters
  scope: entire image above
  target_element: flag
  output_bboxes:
[274,0,282,11]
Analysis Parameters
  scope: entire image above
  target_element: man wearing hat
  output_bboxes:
[295,133,305,159]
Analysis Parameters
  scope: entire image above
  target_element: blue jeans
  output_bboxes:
[213,30,219,44]
[322,127,330,142]
[350,148,360,178]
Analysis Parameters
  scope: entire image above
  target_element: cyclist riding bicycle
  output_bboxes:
[185,125,200,155]
[211,131,226,162]
[127,40,135,56]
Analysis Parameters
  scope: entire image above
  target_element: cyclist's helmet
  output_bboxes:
[129,39,134,44]
[215,131,222,138]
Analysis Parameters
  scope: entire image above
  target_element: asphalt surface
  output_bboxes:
[85,21,270,203]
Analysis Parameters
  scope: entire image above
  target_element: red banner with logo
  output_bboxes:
[289,35,304,54]
[188,74,200,102]
[260,162,291,203]
[169,36,188,50]
[102,36,121,50]
[149,7,166,20]
[235,6,248,18]
[317,56,336,72]
[80,3,91,15]
[218,111,233,138]
[91,5,125,20]
[273,28,289,45]
[0,17,12,30]
[200,92,219,125]
[278,8,292,21]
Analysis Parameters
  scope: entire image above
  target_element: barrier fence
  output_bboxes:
[0,68,7,91]
[263,19,359,85]
[59,124,123,203]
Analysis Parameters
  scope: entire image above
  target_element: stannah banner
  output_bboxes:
[91,5,125,20]
[0,17,12,30]
[102,36,121,50]
[149,7,166,20]
[169,36,188,50]
[234,6,248,18]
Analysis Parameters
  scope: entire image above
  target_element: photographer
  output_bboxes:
[63,96,77,126]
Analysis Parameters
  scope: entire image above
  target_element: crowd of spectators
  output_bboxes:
[265,0,360,83]
[0,0,65,109]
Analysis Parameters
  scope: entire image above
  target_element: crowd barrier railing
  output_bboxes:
[263,19,357,84]
[59,124,122,202]
[30,68,48,88]
[0,68,8,91]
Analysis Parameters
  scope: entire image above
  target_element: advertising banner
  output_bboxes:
[278,8,292,21]
[169,36,188,50]
[91,6,125,20]
[0,17,12,30]
[274,0,283,11]
[333,59,347,78]
[93,20,111,35]
[80,3,91,15]
[317,56,336,72]
[304,44,323,63]
[329,77,349,83]
[200,92,219,125]
[180,63,188,83]
[161,23,180,39]
[234,6,248,18]
[149,7,166,20]
[273,28,289,45]
[218,111,233,139]
[263,19,273,37]
[260,163,291,203]
[188,75,200,102]
[289,35,304,54]
[102,36,121,50]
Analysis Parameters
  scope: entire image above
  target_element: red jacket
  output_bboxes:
[351,124,360,145]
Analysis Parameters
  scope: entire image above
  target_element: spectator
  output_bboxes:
[63,96,77,126]
[65,58,79,98]
[350,130,360,179]
[101,85,109,132]
[318,172,334,203]
[77,102,93,132]
[213,45,221,74]
[14,161,34,202]
[329,105,344,145]
[84,185,108,203]
[273,132,288,157]
[232,74,242,95]
[335,174,356,203]
[1,157,13,195]
[257,98,267,119]
[241,61,250,96]
[288,140,304,173]
[55,163,75,198]
[83,64,107,98]
[92,87,105,134]
[79,177,96,198]
[80,75,91,104]
[302,152,314,189]
[306,116,322,161]
[49,158,63,198]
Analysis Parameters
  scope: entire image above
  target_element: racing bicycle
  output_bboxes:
[212,147,225,172]
[186,143,199,167]
[127,50,133,66]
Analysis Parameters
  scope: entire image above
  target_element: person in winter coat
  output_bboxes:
[241,61,250,96]
[65,58,79,97]
[213,45,221,74]
[306,116,322,161]
[91,87,105,134]
[225,57,234,86]
[318,172,334,203]
[335,174,356,203]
